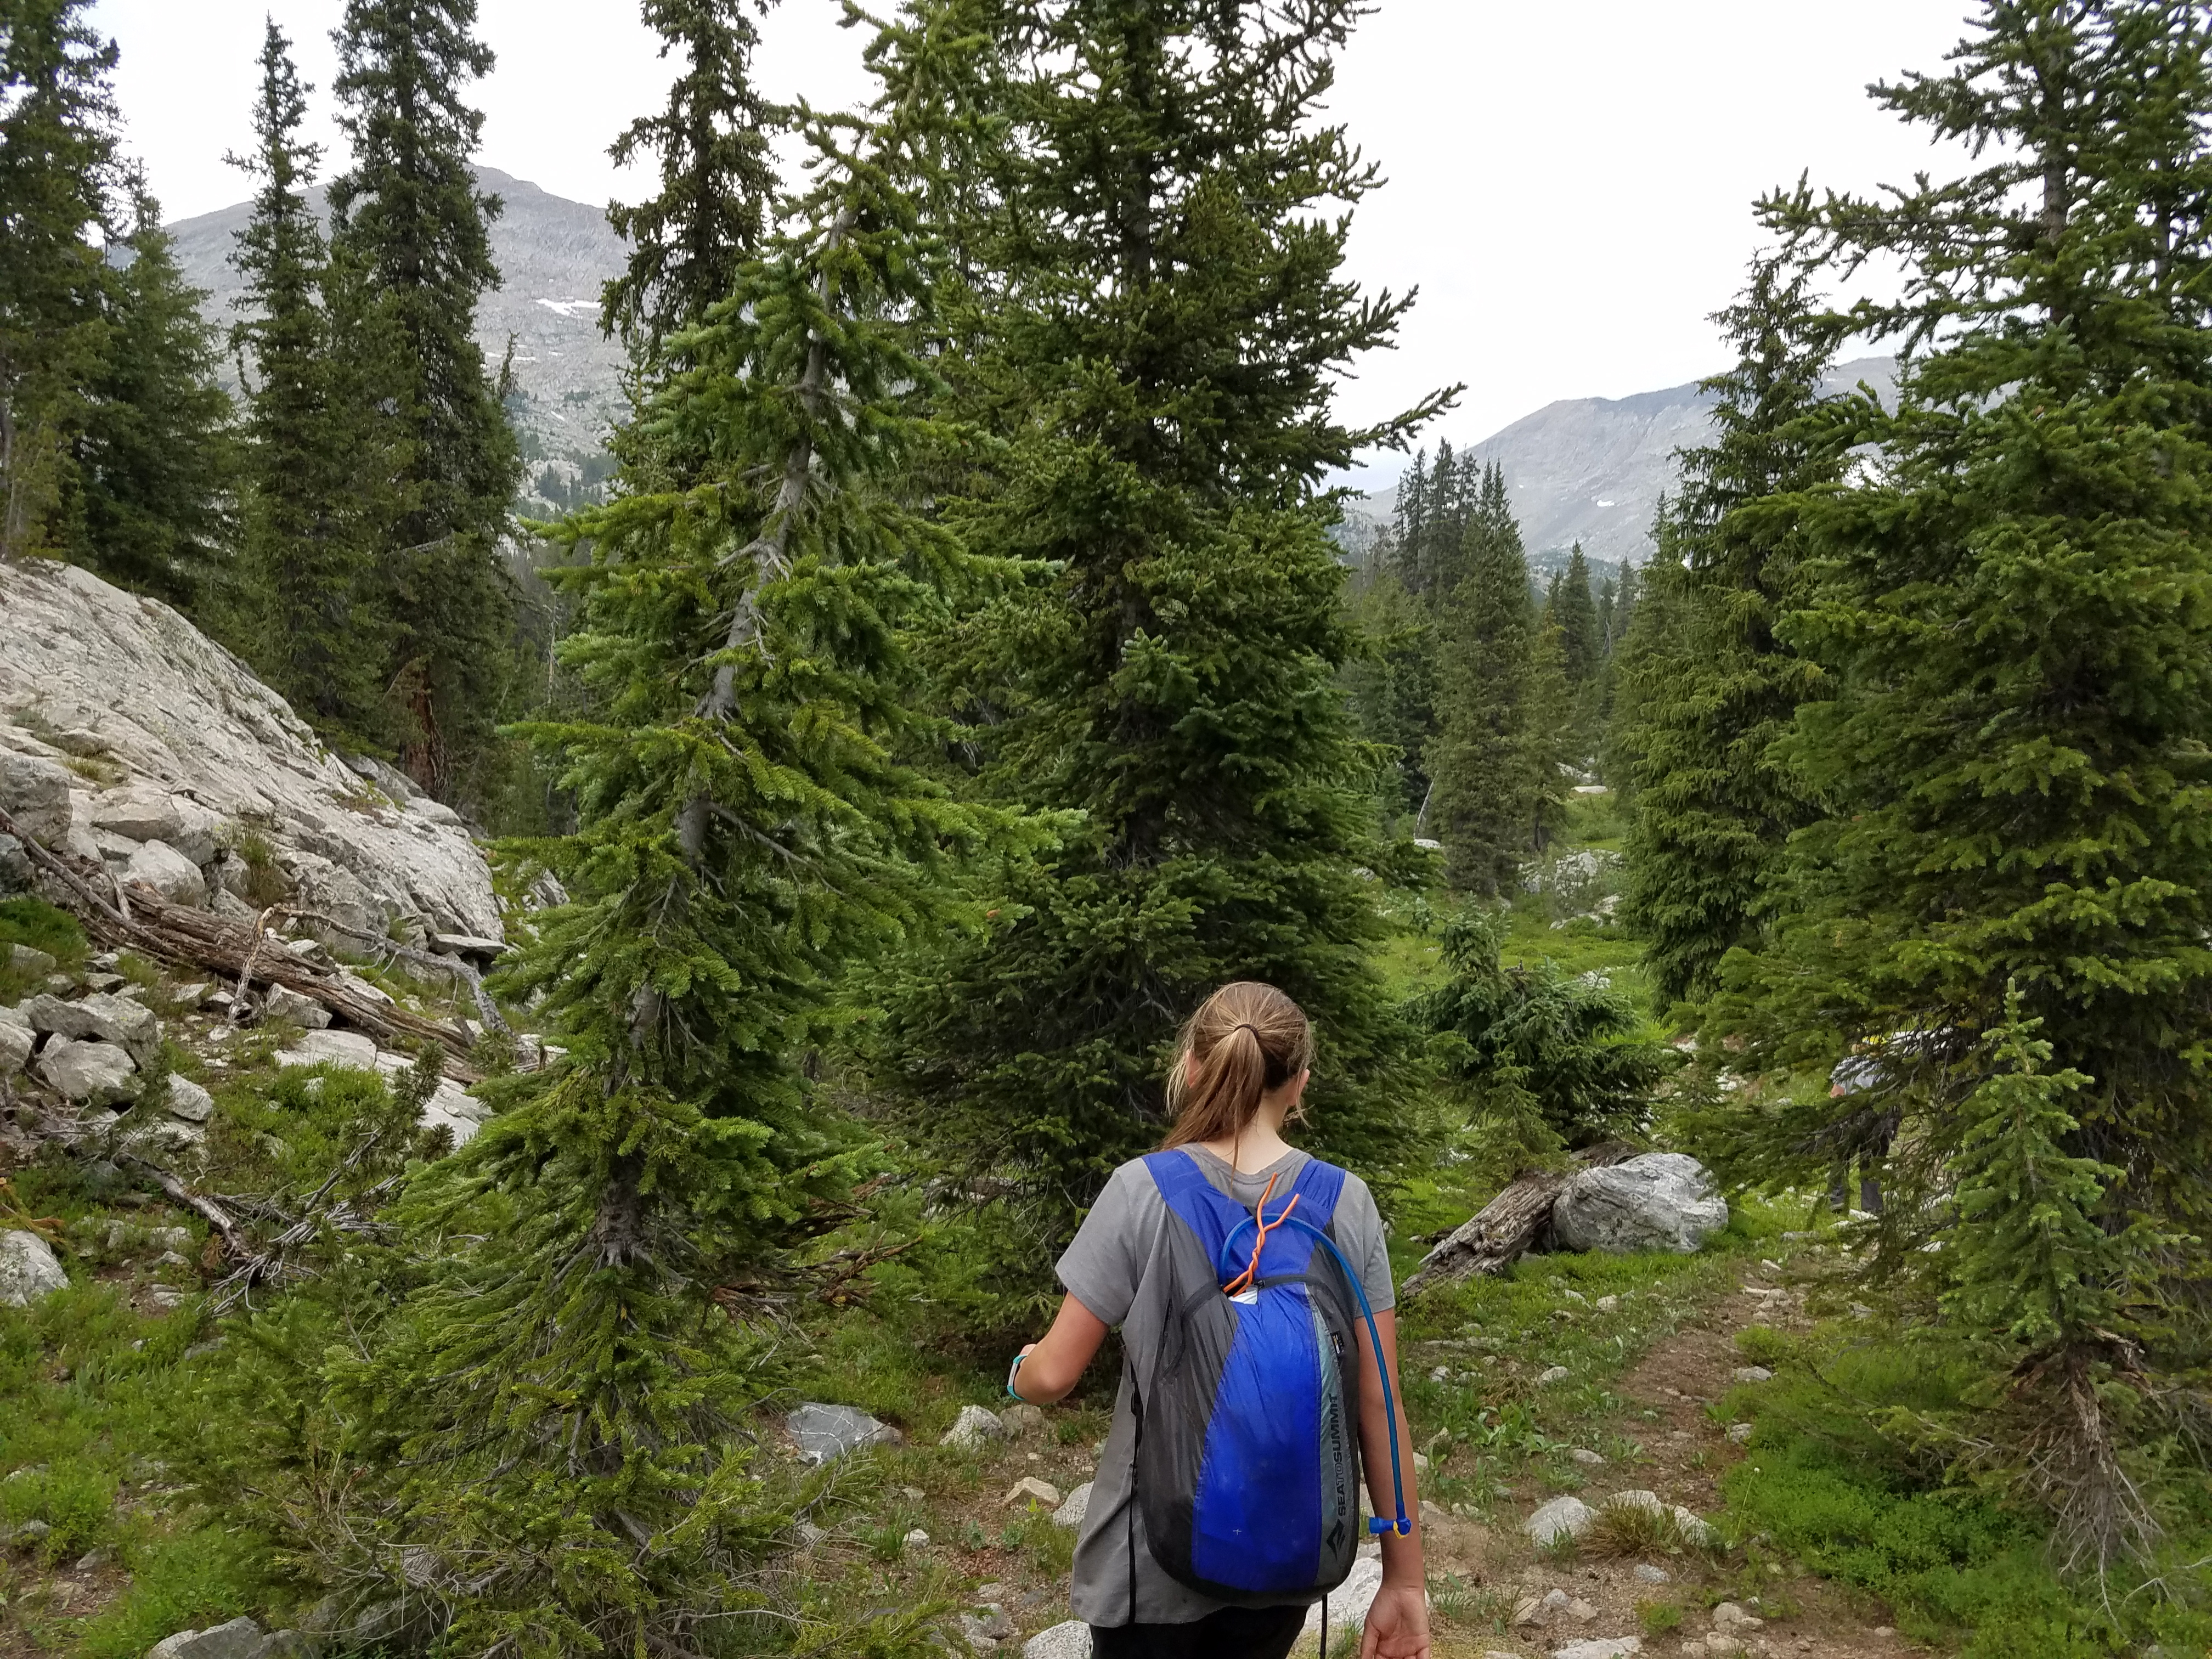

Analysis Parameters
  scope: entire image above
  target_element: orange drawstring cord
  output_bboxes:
[1223,1171,1301,1297]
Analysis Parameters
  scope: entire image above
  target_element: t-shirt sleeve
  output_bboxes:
[1056,1161,1155,1328]
[1333,1174,1397,1315]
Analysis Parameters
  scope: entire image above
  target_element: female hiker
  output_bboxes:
[1008,981,1431,1659]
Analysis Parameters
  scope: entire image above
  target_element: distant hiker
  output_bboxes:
[1007,981,1431,1659]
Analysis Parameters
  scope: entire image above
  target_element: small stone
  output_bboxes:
[1538,1365,1573,1385]
[901,1528,930,1548]
[1726,1422,1754,1444]
[941,1403,1007,1450]
[429,933,506,959]
[1632,1563,1669,1584]
[148,1617,267,1659]
[1021,1622,1091,1659]
[124,840,206,907]
[1711,1602,1764,1631]
[165,1075,214,1122]
[1594,1294,1618,1311]
[785,1402,900,1465]
[0,1018,31,1076]
[74,1545,116,1571]
[1731,1367,1774,1384]
[262,985,331,1030]
[1000,1476,1060,1508]
[274,1030,379,1071]
[1526,1494,1596,1545]
[794,1520,827,1547]
[969,1605,1017,1640]
[1051,1480,1092,1529]
[170,984,211,1007]
[1566,1597,1597,1621]
[0,1231,68,1306]
[10,1518,53,1544]
[1547,1641,1643,1659]
[955,1613,1001,1653]
[1872,1627,1894,1638]
[1570,1448,1605,1466]
[1000,1401,1045,1435]
[35,1036,137,1104]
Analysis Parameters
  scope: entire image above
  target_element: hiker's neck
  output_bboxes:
[1195,1079,1304,1174]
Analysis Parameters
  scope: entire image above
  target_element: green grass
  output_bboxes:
[0,895,88,1001]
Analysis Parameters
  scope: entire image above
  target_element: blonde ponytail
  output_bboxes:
[1161,982,1314,1149]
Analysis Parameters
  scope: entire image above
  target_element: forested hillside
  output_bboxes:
[2,2,2210,1658]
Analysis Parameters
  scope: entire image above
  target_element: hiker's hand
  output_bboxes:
[1359,1581,1430,1659]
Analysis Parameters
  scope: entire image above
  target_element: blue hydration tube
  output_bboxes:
[1217,1209,1411,1538]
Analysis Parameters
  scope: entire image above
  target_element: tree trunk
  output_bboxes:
[1399,1142,1636,1298]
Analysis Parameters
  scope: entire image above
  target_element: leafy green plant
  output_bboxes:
[1637,1599,1684,1635]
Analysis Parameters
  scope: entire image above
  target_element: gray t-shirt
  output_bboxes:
[1054,1146,1395,1627]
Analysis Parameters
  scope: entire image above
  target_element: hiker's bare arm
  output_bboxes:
[1355,1309,1431,1659]
[1009,1294,1110,1404]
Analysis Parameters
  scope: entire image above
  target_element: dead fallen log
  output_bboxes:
[1400,1141,1637,1299]
[0,804,479,1082]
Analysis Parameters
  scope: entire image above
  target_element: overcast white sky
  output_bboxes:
[90,0,1970,467]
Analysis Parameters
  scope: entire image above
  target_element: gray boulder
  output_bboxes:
[89,785,223,866]
[1022,1624,1092,1659]
[1300,1556,1384,1639]
[35,1037,137,1104]
[786,1402,901,1465]
[1553,1153,1729,1255]
[0,832,27,893]
[146,1618,267,1659]
[8,943,55,975]
[0,751,72,844]
[0,1018,32,1077]
[274,1030,377,1070]
[165,1075,215,1122]
[940,1404,1007,1450]
[0,1229,68,1306]
[21,991,159,1063]
[1525,1494,1596,1545]
[262,984,331,1030]
[125,840,207,908]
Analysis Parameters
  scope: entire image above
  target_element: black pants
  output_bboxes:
[1090,1604,1311,1659]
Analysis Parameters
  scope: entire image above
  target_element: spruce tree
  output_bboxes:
[1427,463,1537,891]
[0,0,116,562]
[600,0,782,359]
[304,9,1007,1647]
[329,0,520,800]
[66,173,235,613]
[877,0,1451,1267]
[1706,0,2212,1564]
[1553,542,1602,696]
[1616,253,1842,1007]
[1341,568,1437,826]
[226,20,385,741]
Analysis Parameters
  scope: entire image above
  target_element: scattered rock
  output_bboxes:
[785,1402,900,1465]
[430,933,506,960]
[165,1075,214,1122]
[124,840,207,908]
[35,1036,137,1104]
[1548,1640,1641,1659]
[9,941,57,975]
[967,1605,1016,1641]
[146,1618,267,1659]
[0,833,29,893]
[1537,1365,1572,1386]
[1632,1563,1670,1584]
[940,1404,1006,1450]
[1526,1494,1596,1545]
[273,1030,379,1071]
[901,1528,930,1548]
[955,1612,1002,1653]
[0,1230,68,1306]
[1000,1401,1046,1435]
[1731,1366,1773,1384]
[1301,1555,1385,1638]
[1051,1480,1092,1529]
[0,1018,31,1076]
[9,1518,54,1545]
[0,751,74,844]
[1712,1603,1764,1632]
[1022,1622,1091,1659]
[262,985,332,1031]
[1000,1476,1060,1508]
[1552,1153,1729,1255]
[1570,1448,1605,1466]
[1726,1423,1754,1444]
[74,1545,116,1571]
[1594,1294,1618,1311]
[794,1520,827,1547]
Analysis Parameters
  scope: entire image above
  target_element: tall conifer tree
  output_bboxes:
[0,0,116,562]
[301,8,1009,1647]
[600,0,782,360]
[329,0,520,799]
[66,174,234,613]
[227,20,384,740]
[878,0,1449,1262]
[1706,0,2212,1564]
[1428,463,1537,890]
[1616,254,1842,1006]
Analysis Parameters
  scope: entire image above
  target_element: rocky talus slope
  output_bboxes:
[0,557,501,945]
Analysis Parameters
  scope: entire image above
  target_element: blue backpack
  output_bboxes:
[1130,1150,1409,1607]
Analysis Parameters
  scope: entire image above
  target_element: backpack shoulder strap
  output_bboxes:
[1143,1150,1353,1282]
